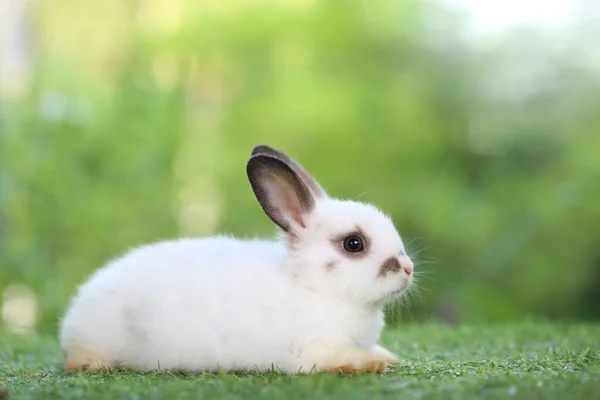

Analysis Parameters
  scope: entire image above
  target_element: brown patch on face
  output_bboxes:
[330,225,370,259]
[324,261,338,271]
[378,257,402,277]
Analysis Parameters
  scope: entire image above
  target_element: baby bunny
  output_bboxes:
[59,145,414,374]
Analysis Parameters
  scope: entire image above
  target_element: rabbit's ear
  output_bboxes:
[251,145,327,199]
[247,154,315,232]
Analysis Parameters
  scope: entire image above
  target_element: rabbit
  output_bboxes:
[59,144,414,374]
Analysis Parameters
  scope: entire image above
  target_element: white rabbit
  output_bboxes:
[59,144,414,374]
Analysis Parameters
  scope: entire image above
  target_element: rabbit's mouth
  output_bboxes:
[389,287,407,297]
[373,286,408,305]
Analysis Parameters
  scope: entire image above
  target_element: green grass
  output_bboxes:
[1,322,599,400]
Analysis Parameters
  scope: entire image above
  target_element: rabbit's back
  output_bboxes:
[59,236,316,371]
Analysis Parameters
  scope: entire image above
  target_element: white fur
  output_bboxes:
[59,151,414,374]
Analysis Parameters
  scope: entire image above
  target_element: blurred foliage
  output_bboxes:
[1,0,599,334]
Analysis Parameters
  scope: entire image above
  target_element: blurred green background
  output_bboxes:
[1,0,599,335]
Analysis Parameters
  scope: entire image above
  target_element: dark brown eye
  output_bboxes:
[343,236,364,253]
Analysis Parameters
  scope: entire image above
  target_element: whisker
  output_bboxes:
[417,256,451,268]
[403,237,425,249]
[408,245,433,259]
[413,274,436,285]
[351,192,368,201]
[413,261,439,266]
[412,269,435,274]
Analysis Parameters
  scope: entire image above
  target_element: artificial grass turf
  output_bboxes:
[1,321,599,400]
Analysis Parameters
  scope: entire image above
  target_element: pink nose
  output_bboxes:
[401,259,413,276]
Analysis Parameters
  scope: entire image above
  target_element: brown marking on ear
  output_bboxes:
[250,144,327,199]
[324,261,338,271]
[378,257,402,277]
[247,155,315,232]
[251,144,279,157]
[329,225,370,259]
[292,208,306,228]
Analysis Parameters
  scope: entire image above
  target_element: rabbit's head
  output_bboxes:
[247,145,413,307]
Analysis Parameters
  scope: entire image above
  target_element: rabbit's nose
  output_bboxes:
[401,257,413,276]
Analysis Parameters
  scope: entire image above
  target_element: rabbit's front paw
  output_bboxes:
[326,360,391,374]
[373,344,401,365]
[63,348,112,373]
[314,345,398,374]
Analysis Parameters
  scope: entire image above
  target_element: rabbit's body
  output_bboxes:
[60,145,414,374]
[60,237,384,373]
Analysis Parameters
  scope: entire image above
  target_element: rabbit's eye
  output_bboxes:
[343,236,364,253]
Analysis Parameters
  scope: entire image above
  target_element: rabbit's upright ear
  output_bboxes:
[251,145,327,199]
[247,154,315,233]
